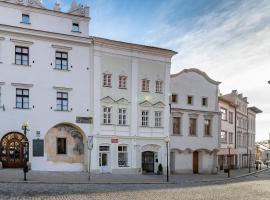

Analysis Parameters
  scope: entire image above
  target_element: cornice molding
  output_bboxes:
[11,83,33,87]
[53,86,73,91]
[51,44,72,51]
[10,38,34,45]
[0,82,5,85]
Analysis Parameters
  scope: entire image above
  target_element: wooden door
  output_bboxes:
[193,151,199,174]
[142,151,155,173]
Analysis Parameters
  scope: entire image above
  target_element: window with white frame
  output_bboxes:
[204,119,211,136]
[118,145,128,167]
[229,132,233,144]
[173,117,181,135]
[154,111,162,127]
[220,131,227,143]
[187,96,193,105]
[202,97,208,106]
[155,80,163,93]
[103,107,112,124]
[103,73,112,87]
[119,76,127,89]
[229,111,233,124]
[141,79,149,92]
[141,110,149,127]
[189,118,197,136]
[118,108,127,125]
[171,94,178,103]
[55,51,68,70]
[72,23,80,32]
[221,108,227,120]
[15,46,29,65]
[21,14,30,24]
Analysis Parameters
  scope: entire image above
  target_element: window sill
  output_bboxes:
[12,63,31,67]
[14,107,31,110]
[188,134,198,137]
[53,68,71,72]
[54,109,71,112]
[172,134,182,136]
[141,90,150,93]
[20,22,31,25]
[118,87,127,90]
[71,30,81,33]
[155,92,163,94]
[203,135,213,137]
[103,86,112,88]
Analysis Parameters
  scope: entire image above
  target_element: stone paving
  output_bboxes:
[0,169,269,200]
[0,166,268,184]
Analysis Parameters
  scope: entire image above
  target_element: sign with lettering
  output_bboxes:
[76,117,92,124]
[33,139,44,157]
[88,136,93,150]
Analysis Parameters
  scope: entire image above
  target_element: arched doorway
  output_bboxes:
[0,132,28,168]
[142,151,155,173]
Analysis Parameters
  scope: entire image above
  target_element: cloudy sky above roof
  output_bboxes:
[44,0,270,141]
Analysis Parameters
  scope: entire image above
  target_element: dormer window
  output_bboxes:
[21,14,30,24]
[72,23,80,32]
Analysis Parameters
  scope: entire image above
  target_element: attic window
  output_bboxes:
[21,14,30,24]
[72,23,80,32]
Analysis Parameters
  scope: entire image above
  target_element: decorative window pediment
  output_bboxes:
[189,113,199,118]
[204,114,214,119]
[101,96,115,104]
[139,100,152,107]
[153,101,165,108]
[116,98,129,105]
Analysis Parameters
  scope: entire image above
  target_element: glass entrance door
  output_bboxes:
[99,146,110,173]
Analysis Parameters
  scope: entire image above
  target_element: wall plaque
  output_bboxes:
[76,117,92,124]
[33,139,44,157]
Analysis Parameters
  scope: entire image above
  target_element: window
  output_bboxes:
[56,92,68,111]
[57,138,66,154]
[142,79,149,92]
[154,111,162,127]
[55,51,68,70]
[16,88,29,109]
[229,111,233,124]
[141,110,149,127]
[15,46,29,65]
[155,80,163,93]
[118,108,127,125]
[103,107,112,124]
[187,96,193,105]
[204,119,211,136]
[189,118,197,136]
[21,14,30,24]
[72,23,80,32]
[173,117,181,135]
[229,132,233,144]
[220,131,227,143]
[119,76,127,89]
[202,97,208,106]
[221,108,227,120]
[103,74,112,87]
[118,145,128,167]
[171,94,178,103]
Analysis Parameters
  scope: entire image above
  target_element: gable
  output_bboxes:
[139,100,152,107]
[100,96,115,104]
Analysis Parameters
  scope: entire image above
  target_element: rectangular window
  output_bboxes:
[229,132,233,144]
[141,110,149,127]
[189,118,197,136]
[154,111,162,127]
[229,111,233,124]
[16,88,29,109]
[220,131,227,143]
[155,80,163,93]
[22,14,30,24]
[173,117,181,135]
[15,46,29,65]
[142,79,150,92]
[118,108,127,125]
[187,96,193,105]
[103,107,112,124]
[56,92,68,111]
[55,51,68,70]
[57,138,66,154]
[119,76,127,89]
[202,97,208,106]
[171,94,178,103]
[103,74,112,87]
[221,108,227,120]
[204,119,211,136]
[72,23,80,32]
[118,145,128,167]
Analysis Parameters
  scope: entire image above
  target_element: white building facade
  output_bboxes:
[170,68,220,174]
[0,0,176,173]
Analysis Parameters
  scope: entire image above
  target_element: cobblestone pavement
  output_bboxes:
[0,167,266,184]
[0,169,269,199]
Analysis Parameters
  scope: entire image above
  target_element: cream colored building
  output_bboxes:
[170,68,220,174]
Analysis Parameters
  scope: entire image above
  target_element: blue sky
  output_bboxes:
[43,0,270,141]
